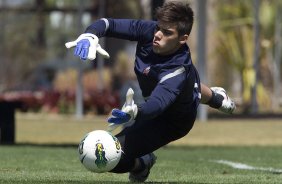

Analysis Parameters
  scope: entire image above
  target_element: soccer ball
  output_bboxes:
[78,130,122,173]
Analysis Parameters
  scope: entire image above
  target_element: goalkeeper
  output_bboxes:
[66,1,235,182]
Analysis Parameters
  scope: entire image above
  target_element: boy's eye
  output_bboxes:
[155,25,173,36]
[162,30,172,36]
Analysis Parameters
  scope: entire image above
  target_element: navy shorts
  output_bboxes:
[110,112,196,173]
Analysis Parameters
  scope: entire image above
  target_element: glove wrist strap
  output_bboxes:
[206,90,224,109]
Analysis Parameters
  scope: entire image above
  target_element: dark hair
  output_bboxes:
[155,1,194,36]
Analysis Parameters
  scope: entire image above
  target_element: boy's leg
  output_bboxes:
[110,118,172,173]
[129,153,157,182]
[110,114,194,174]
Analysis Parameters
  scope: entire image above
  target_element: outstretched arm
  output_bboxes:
[65,18,156,61]
[200,83,236,114]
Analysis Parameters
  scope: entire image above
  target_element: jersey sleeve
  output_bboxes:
[85,18,155,42]
[136,66,187,120]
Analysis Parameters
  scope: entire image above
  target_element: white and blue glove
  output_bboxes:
[107,88,138,132]
[210,87,236,114]
[65,33,110,60]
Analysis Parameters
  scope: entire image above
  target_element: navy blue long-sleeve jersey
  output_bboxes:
[86,18,201,125]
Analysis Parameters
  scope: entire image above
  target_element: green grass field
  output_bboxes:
[0,113,282,183]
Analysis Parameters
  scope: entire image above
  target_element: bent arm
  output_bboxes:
[137,67,188,120]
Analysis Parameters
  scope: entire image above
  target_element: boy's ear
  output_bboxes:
[179,34,189,44]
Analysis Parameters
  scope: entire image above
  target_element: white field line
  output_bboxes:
[213,160,282,173]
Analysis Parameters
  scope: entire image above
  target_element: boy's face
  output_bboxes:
[153,22,187,55]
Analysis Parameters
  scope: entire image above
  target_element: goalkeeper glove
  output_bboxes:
[65,33,110,60]
[208,87,236,114]
[108,88,138,131]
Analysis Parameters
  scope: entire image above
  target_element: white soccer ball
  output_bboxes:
[78,130,122,173]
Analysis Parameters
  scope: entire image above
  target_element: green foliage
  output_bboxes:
[260,0,276,39]
[214,0,277,112]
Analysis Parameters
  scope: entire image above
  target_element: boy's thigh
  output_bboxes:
[116,119,175,159]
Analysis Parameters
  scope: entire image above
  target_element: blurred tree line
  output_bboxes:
[212,0,281,113]
[0,0,281,114]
